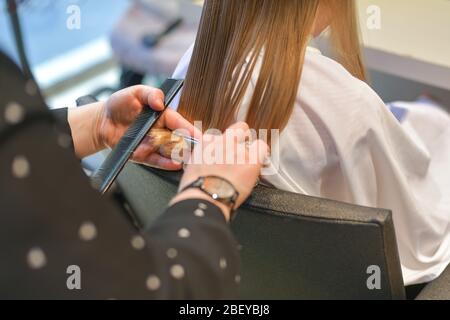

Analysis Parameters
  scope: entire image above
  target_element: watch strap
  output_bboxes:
[180,176,239,218]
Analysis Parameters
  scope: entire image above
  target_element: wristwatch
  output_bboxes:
[180,176,239,217]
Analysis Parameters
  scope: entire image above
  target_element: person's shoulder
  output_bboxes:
[303,47,365,93]
[301,47,386,116]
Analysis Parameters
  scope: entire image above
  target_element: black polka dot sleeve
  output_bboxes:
[149,199,240,299]
[0,51,240,300]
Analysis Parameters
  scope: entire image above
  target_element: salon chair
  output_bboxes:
[115,162,450,300]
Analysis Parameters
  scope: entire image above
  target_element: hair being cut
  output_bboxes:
[178,0,366,135]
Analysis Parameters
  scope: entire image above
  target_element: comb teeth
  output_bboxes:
[123,110,159,139]
[91,79,184,194]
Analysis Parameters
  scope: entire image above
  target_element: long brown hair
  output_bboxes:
[328,0,366,81]
[178,0,365,134]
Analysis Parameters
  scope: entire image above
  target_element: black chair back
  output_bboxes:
[118,163,406,299]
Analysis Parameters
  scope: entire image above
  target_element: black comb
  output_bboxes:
[91,79,184,194]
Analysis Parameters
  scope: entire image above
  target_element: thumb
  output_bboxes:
[136,85,165,111]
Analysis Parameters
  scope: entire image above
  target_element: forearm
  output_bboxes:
[148,199,240,299]
[67,102,105,158]
[171,188,231,221]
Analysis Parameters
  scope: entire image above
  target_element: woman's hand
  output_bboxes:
[68,85,196,170]
[171,122,269,221]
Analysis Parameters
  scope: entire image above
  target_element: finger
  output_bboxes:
[227,122,251,144]
[227,121,250,132]
[160,109,199,138]
[131,143,157,163]
[238,128,253,144]
[135,85,165,111]
[143,153,183,171]
[225,129,251,145]
[248,139,270,166]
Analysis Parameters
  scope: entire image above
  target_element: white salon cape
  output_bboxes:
[171,45,450,286]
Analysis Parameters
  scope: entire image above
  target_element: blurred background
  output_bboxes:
[1,0,449,111]
[0,0,203,108]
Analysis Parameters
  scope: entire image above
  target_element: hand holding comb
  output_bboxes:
[91,79,184,194]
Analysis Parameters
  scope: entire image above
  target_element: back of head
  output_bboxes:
[178,0,365,136]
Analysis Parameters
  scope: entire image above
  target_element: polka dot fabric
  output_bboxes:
[0,51,240,299]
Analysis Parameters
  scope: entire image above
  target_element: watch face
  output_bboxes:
[202,177,236,200]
